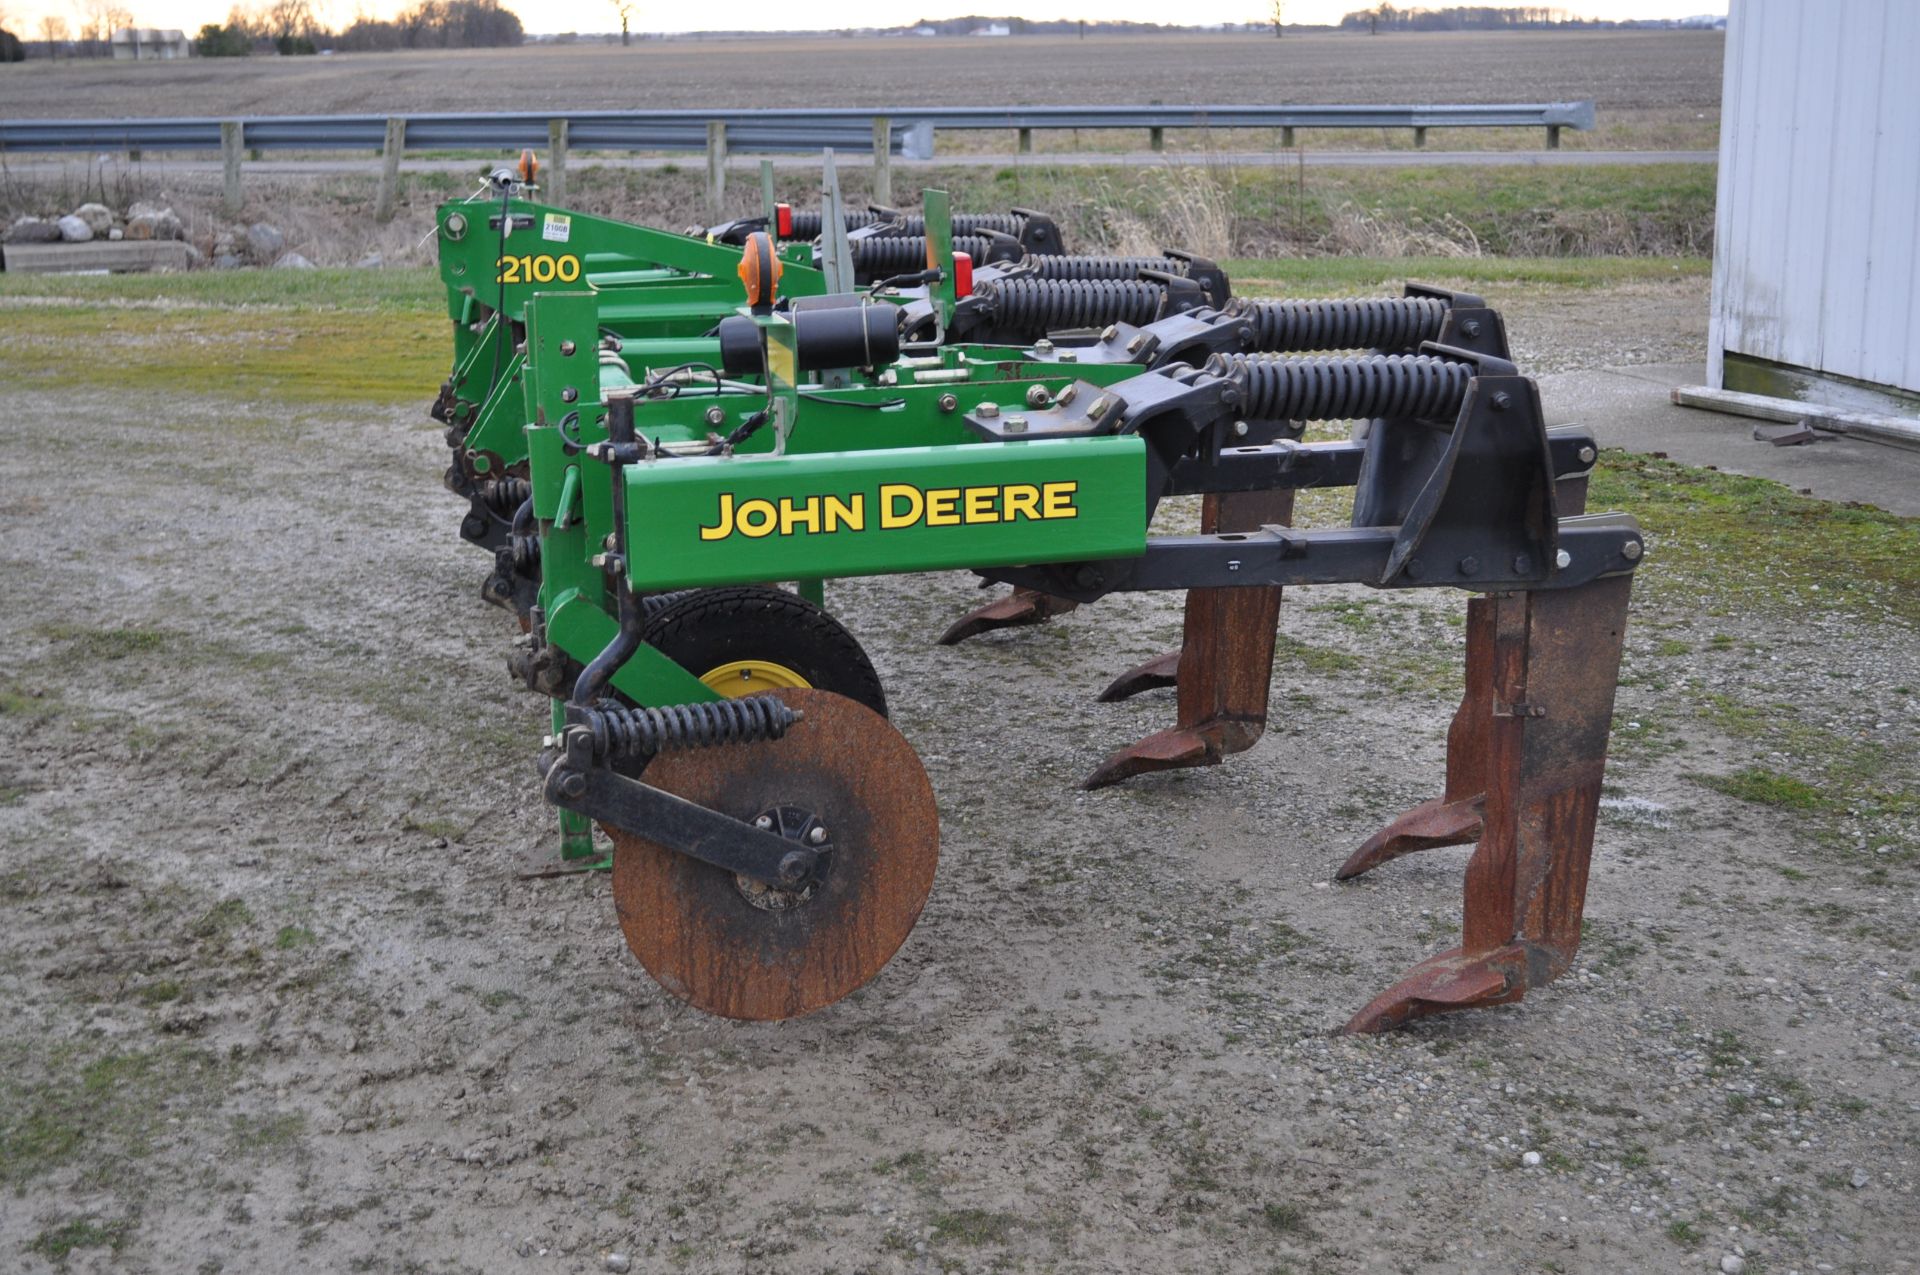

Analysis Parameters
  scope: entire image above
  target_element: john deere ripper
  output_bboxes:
[438,174,1641,1034]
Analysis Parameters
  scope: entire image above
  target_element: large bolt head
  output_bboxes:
[807,826,828,845]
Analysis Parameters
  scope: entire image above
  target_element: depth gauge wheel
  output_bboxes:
[641,586,888,717]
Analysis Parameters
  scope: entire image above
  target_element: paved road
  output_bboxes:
[0,148,1716,179]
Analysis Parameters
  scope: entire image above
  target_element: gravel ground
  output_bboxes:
[0,278,1914,1275]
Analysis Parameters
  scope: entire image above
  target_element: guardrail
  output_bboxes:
[0,102,1596,221]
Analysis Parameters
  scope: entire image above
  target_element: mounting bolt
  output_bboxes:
[559,340,577,357]
[1458,555,1480,575]
[1405,558,1424,580]
[1034,338,1054,354]
[558,771,587,799]
[778,850,812,884]
[754,814,774,831]
[1233,420,1249,437]
[1490,391,1512,412]
[1622,539,1644,561]
[1026,385,1051,408]
[1125,334,1148,354]
[807,826,828,845]
[561,387,579,403]
[1461,319,1482,338]
[1100,325,1119,342]
[977,401,1000,419]
[1578,445,1597,464]
[1056,384,1079,406]
[705,406,726,426]
[1058,351,1078,363]
[1555,549,1572,569]
[1005,415,1029,433]
[1513,554,1532,574]
[937,392,959,413]
[1087,396,1111,421]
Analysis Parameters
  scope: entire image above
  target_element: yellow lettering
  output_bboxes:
[1003,484,1041,522]
[1042,481,1078,520]
[779,496,820,536]
[735,499,777,538]
[964,486,999,524]
[880,484,924,528]
[924,487,960,527]
[698,492,736,541]
[824,494,863,532]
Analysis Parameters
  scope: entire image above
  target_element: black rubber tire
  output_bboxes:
[641,586,888,718]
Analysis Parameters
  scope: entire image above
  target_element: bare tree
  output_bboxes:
[265,0,315,40]
[1270,0,1283,37]
[40,12,69,55]
[611,0,633,46]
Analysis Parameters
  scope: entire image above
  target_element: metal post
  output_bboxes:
[706,120,727,220]
[1546,124,1561,150]
[1281,126,1295,148]
[220,120,243,216]
[1413,126,1428,148]
[1149,126,1164,152]
[374,116,405,223]
[871,115,892,208]
[1018,127,1032,154]
[547,118,569,204]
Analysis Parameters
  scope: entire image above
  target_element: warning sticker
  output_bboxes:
[541,213,572,244]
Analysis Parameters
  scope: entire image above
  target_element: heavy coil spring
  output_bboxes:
[1212,353,1474,423]
[851,234,995,278]
[786,209,1024,240]
[476,476,531,519]
[578,695,800,761]
[1023,255,1188,282]
[975,277,1166,336]
[1230,296,1448,355]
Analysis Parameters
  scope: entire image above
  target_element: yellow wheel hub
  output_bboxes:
[699,659,811,697]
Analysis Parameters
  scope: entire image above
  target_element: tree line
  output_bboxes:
[197,0,522,54]
[1338,5,1611,31]
[0,0,524,58]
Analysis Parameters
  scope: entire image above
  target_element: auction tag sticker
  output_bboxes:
[541,214,572,244]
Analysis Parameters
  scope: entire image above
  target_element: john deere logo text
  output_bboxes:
[698,481,1078,541]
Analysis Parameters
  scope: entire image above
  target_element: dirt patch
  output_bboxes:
[0,279,1915,1275]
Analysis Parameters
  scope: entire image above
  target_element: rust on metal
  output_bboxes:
[607,688,939,1021]
[935,586,1080,645]
[1083,488,1294,789]
[1340,574,1631,1033]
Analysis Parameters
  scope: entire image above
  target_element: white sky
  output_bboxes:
[5,0,1727,39]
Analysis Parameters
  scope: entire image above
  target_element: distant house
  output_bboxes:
[110,28,190,60]
[970,23,1010,36]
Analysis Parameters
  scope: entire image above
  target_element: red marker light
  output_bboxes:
[775,202,793,238]
[952,251,974,297]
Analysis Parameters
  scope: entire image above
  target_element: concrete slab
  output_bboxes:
[1539,360,1920,517]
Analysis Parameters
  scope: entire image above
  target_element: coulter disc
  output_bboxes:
[607,687,938,1020]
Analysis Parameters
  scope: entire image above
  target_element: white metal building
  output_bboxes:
[1709,0,1920,412]
[109,28,189,60]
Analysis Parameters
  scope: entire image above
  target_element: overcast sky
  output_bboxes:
[8,0,1728,39]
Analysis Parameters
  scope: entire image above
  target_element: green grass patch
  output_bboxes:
[1261,1200,1312,1235]
[273,924,318,950]
[1227,254,1709,294]
[931,1207,1021,1246]
[1592,450,1920,627]
[28,1215,136,1261]
[1696,767,1832,811]
[38,623,169,662]
[0,300,444,407]
[0,1044,230,1186]
[0,265,439,313]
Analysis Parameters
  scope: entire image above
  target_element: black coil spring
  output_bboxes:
[851,234,995,277]
[1230,296,1449,354]
[1024,255,1187,282]
[975,277,1166,335]
[785,210,1026,241]
[580,695,800,760]
[1211,353,1473,423]
[476,476,531,518]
